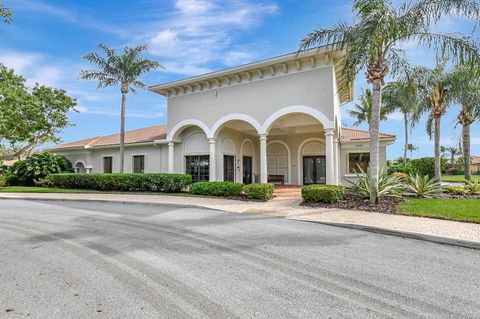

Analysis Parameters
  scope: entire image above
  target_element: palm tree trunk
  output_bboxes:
[434,116,441,181]
[463,123,471,181]
[403,113,408,165]
[369,79,382,204]
[119,92,127,174]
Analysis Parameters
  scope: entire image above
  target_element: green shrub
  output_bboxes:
[243,183,274,200]
[345,165,403,199]
[47,173,192,192]
[403,174,442,198]
[387,162,417,175]
[190,181,244,197]
[7,152,73,186]
[443,185,466,195]
[465,180,480,195]
[409,157,448,178]
[0,175,6,187]
[302,185,345,203]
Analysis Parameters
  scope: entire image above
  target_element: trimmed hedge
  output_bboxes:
[47,173,192,192]
[190,181,244,197]
[409,157,448,178]
[302,184,345,203]
[243,183,274,200]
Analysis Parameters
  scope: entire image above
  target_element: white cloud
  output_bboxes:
[144,0,278,75]
[387,112,404,122]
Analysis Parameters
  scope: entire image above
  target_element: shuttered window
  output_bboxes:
[133,155,145,173]
[103,156,113,173]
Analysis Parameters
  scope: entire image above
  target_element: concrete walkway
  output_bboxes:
[0,192,479,248]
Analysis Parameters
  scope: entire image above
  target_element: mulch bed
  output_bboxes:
[301,191,404,214]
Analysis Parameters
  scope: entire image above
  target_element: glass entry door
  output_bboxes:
[186,155,209,183]
[303,156,326,185]
[242,156,252,184]
[224,155,235,182]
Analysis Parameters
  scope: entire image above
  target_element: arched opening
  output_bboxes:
[74,161,86,174]
[264,111,326,185]
[180,128,210,182]
[211,116,260,183]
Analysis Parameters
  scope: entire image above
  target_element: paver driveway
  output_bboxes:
[0,199,479,318]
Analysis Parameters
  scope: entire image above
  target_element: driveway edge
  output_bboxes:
[2,195,479,250]
[292,219,480,250]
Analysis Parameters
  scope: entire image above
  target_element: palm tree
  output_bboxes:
[416,61,463,181]
[440,146,447,159]
[454,64,480,181]
[299,0,480,204]
[0,1,12,23]
[383,79,420,165]
[80,44,163,173]
[407,144,419,160]
[348,89,392,126]
[446,147,460,168]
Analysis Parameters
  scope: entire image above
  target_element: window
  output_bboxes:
[185,155,209,183]
[103,156,113,173]
[133,155,145,173]
[348,153,370,173]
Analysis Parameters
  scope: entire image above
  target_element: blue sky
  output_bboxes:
[0,0,479,160]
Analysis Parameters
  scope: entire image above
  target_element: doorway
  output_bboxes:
[242,156,252,184]
[224,155,235,182]
[303,156,326,185]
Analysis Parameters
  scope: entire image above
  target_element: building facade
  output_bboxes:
[50,48,395,186]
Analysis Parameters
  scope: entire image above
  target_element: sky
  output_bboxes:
[0,0,479,160]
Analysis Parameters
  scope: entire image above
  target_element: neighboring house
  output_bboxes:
[50,47,396,185]
[471,156,480,174]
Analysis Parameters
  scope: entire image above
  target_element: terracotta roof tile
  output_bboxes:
[340,128,396,141]
[471,156,480,165]
[51,125,167,150]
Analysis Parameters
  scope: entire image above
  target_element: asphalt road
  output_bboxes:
[0,199,479,319]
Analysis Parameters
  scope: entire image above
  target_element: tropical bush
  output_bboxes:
[189,181,244,197]
[445,167,464,175]
[48,173,192,192]
[393,172,409,182]
[465,180,480,195]
[243,183,274,200]
[7,152,73,186]
[443,185,466,195]
[409,157,448,178]
[302,185,345,203]
[0,174,6,187]
[387,162,417,175]
[345,166,403,199]
[403,174,442,198]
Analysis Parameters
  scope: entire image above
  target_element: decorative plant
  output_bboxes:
[443,185,467,195]
[345,165,403,199]
[464,180,480,195]
[403,174,442,198]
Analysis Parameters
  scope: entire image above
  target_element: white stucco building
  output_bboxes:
[50,48,395,186]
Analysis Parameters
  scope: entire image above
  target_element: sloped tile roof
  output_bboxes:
[471,156,480,165]
[51,125,167,150]
[340,128,396,141]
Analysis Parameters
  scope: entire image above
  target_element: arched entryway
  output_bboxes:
[74,161,86,174]
[267,141,291,184]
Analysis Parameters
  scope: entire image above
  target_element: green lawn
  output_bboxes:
[442,175,480,182]
[397,199,480,223]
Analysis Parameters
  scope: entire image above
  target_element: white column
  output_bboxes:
[168,141,174,173]
[259,134,268,183]
[324,128,335,185]
[334,139,339,185]
[209,138,216,181]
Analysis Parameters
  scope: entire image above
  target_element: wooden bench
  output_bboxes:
[268,174,285,185]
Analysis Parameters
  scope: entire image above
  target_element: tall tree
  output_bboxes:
[299,0,480,204]
[348,89,392,126]
[383,79,420,165]
[0,65,76,159]
[0,0,12,23]
[416,61,463,180]
[454,64,480,181]
[80,44,163,173]
[446,147,460,168]
[407,144,419,159]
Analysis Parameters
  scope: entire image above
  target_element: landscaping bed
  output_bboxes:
[302,190,404,214]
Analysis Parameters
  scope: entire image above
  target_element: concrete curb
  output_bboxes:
[292,219,480,250]
[1,195,479,250]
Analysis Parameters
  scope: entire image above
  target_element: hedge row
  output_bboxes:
[190,181,244,197]
[243,183,274,200]
[48,173,192,192]
[302,184,345,203]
